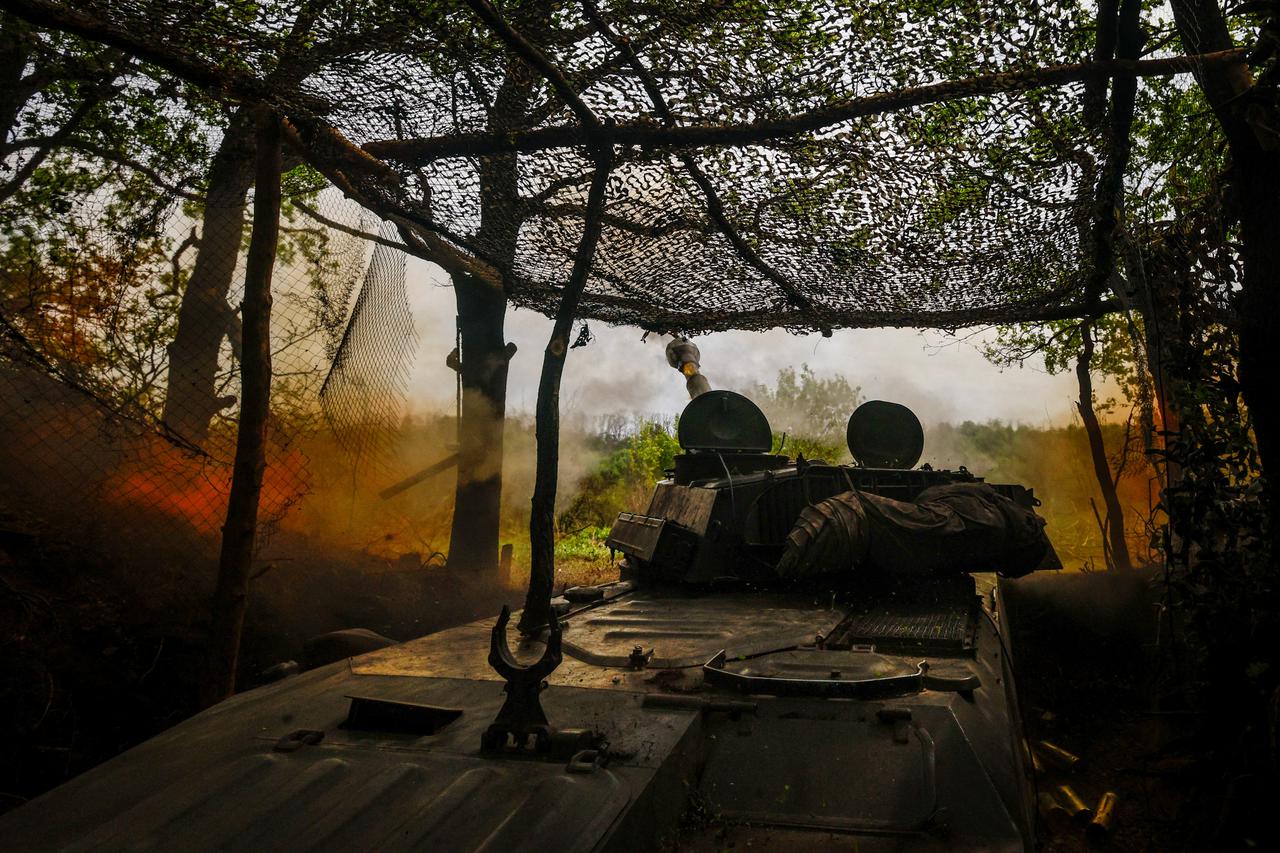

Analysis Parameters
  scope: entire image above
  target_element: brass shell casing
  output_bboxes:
[1037,739,1082,771]
[1087,792,1118,839]
[1057,784,1094,824]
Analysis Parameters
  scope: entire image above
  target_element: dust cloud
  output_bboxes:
[2,257,1156,686]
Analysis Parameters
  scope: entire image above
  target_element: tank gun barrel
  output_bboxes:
[665,334,711,399]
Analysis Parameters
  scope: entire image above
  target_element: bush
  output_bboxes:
[558,420,679,531]
[554,525,613,562]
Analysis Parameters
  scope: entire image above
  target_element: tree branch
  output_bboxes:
[277,114,500,285]
[366,49,1249,164]
[1087,0,1144,315]
[0,0,329,112]
[527,199,710,238]
[463,0,603,137]
[519,149,612,633]
[40,138,204,200]
[0,80,109,204]
[532,287,1121,334]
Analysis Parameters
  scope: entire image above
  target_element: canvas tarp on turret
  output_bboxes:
[777,482,1054,580]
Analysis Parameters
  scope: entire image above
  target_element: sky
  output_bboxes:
[401,258,1099,428]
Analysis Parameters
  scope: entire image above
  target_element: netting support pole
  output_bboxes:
[201,105,281,707]
[518,150,612,634]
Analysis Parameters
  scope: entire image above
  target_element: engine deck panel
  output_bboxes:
[0,574,1035,852]
[825,576,979,655]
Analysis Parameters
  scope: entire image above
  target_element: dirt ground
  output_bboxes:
[1003,568,1272,852]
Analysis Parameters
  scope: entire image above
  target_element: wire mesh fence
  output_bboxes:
[0,182,412,546]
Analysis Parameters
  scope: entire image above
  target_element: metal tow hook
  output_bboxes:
[481,605,565,753]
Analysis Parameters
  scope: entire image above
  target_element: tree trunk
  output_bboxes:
[0,16,35,143]
[1235,148,1280,481]
[519,157,611,634]
[162,106,256,447]
[1169,0,1280,504]
[443,62,530,574]
[1077,321,1134,571]
[1105,0,1184,488]
[200,107,280,707]
[446,271,510,572]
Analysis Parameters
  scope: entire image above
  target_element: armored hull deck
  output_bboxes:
[0,574,1035,852]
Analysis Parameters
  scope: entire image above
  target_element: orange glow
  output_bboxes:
[102,439,311,536]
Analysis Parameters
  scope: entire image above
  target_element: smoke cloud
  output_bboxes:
[403,259,1119,428]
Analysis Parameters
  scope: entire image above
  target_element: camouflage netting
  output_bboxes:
[7,0,1215,335]
[2,0,1238,545]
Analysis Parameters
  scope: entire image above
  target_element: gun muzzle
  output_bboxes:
[665,336,711,399]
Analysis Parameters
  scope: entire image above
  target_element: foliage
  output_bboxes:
[774,432,846,464]
[0,232,178,411]
[928,418,1158,567]
[1,13,217,413]
[1141,212,1275,715]
[983,314,1145,414]
[747,364,861,456]
[2,7,414,434]
[560,365,863,529]
[557,419,680,531]
[3,0,1275,716]
[554,525,612,563]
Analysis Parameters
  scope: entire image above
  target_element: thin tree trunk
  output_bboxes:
[1077,320,1133,571]
[1091,0,1141,304]
[200,106,281,707]
[519,155,611,634]
[161,5,322,448]
[162,106,257,447]
[1104,0,1184,490]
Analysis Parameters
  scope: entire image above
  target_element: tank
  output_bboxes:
[0,394,1058,853]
